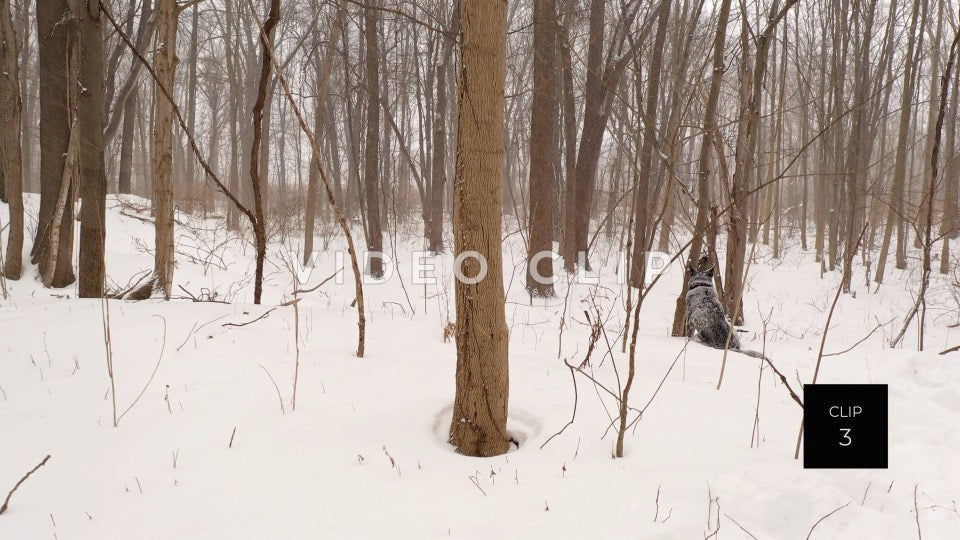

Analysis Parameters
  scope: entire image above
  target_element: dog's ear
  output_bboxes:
[705,265,715,278]
[687,263,695,276]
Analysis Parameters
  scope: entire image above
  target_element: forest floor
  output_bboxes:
[2,195,960,538]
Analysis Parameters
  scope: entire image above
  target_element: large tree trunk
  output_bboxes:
[362,0,383,277]
[525,0,558,297]
[152,0,178,299]
[77,0,107,297]
[32,0,76,288]
[1,0,23,279]
[449,0,510,458]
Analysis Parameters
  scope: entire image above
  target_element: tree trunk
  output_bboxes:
[940,59,960,274]
[362,0,383,277]
[525,0,558,297]
[152,0,178,299]
[248,0,280,304]
[32,0,76,288]
[117,92,138,195]
[449,0,510,458]
[1,0,23,279]
[184,2,200,211]
[77,0,107,297]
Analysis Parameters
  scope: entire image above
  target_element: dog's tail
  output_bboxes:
[734,348,769,361]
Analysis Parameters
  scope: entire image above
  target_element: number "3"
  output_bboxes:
[839,428,852,447]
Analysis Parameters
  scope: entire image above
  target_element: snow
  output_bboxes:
[2,195,960,538]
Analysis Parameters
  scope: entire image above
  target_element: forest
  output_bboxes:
[1,0,960,537]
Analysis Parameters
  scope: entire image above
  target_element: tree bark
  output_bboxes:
[77,0,107,297]
[248,0,281,304]
[32,0,76,288]
[1,0,23,279]
[449,0,510,458]
[525,0,558,297]
[362,0,383,277]
[152,0,178,299]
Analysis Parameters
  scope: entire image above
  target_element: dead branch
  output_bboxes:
[222,308,278,328]
[1,455,51,515]
[940,344,960,355]
[805,502,851,539]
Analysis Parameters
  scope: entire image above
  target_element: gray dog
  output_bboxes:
[685,264,741,350]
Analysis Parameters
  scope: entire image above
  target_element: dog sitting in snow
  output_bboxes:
[685,264,741,350]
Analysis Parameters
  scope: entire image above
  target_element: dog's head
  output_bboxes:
[687,264,715,290]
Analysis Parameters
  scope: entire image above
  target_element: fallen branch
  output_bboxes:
[1,455,51,515]
[940,344,960,356]
[222,308,278,328]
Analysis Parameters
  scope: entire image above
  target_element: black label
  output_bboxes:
[803,384,888,469]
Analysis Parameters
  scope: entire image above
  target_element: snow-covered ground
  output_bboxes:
[2,195,960,538]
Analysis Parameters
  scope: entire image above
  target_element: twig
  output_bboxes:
[724,513,758,539]
[176,314,228,351]
[540,362,579,449]
[258,364,285,415]
[805,501,851,539]
[939,344,960,356]
[229,427,237,448]
[293,269,341,295]
[116,315,167,424]
[222,308,278,328]
[914,484,922,539]
[824,317,895,357]
[1,455,52,515]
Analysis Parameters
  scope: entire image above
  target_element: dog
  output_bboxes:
[685,264,741,350]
